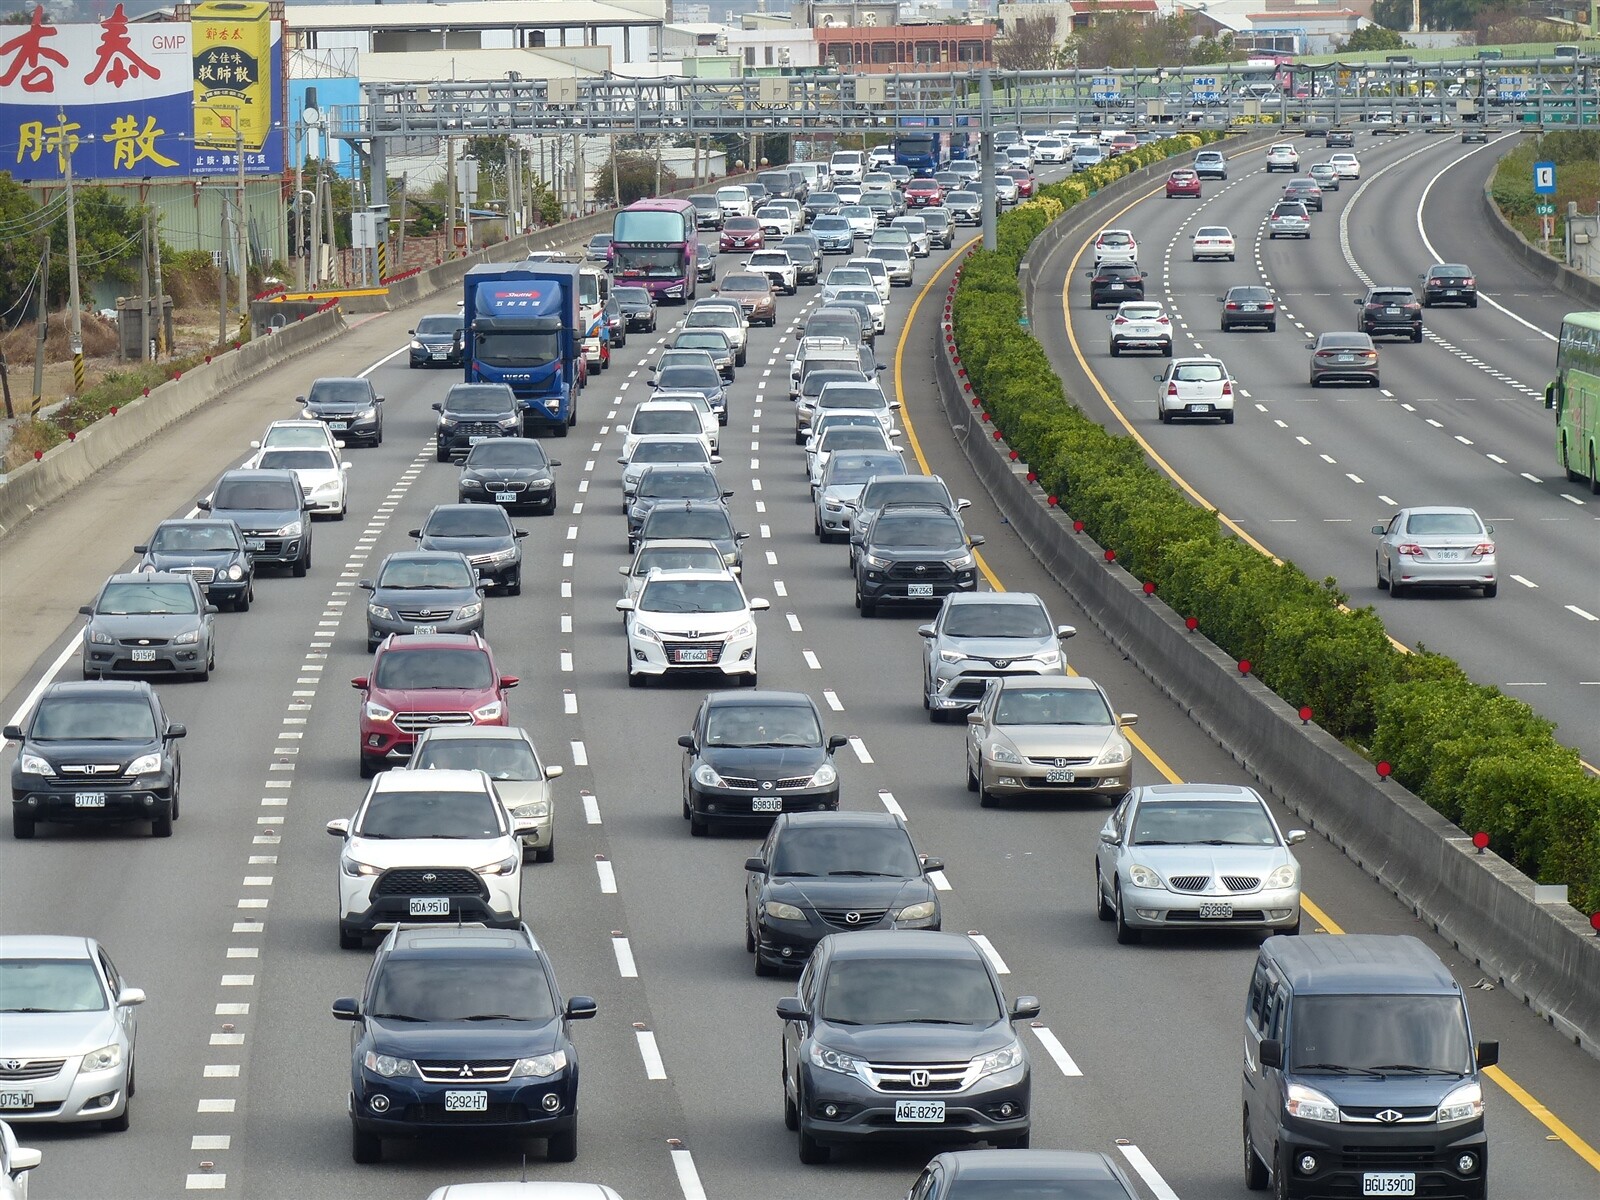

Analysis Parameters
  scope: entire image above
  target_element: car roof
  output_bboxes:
[388,923,541,957]
[776,810,905,833]
[373,767,491,792]
[376,632,490,651]
[991,675,1099,694]
[414,725,533,745]
[427,1184,624,1200]
[1399,505,1480,517]
[706,689,820,709]
[1132,782,1262,804]
[380,549,472,566]
[642,567,737,585]
[937,1149,1126,1183]
[945,591,1042,608]
[1262,934,1458,996]
[0,934,97,959]
[825,929,983,962]
[218,468,299,484]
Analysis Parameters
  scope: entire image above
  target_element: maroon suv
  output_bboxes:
[352,633,517,777]
[720,216,764,252]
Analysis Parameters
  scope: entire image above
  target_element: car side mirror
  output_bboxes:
[514,530,529,539]
[358,579,374,590]
[8,1143,40,1174]
[133,544,150,554]
[969,535,985,547]
[331,997,361,1022]
[618,565,631,576]
[1475,1040,1499,1069]
[78,604,93,615]
[735,532,751,541]
[500,677,519,689]
[351,677,369,690]
[1484,523,1494,534]
[966,711,987,726]
[374,396,385,403]
[618,457,629,465]
[1370,525,1387,535]
[431,403,442,412]
[1286,829,1307,845]
[1117,712,1140,728]
[1057,625,1077,641]
[1305,341,1316,350]
[205,604,219,615]
[407,529,421,538]
[1099,825,1119,844]
[744,856,768,874]
[407,329,416,335]
[197,498,212,511]
[711,456,723,465]
[294,396,305,404]
[326,818,351,837]
[1260,1038,1284,1070]
[677,734,696,751]
[2,724,22,741]
[749,598,770,611]
[566,996,599,1021]
[919,855,944,874]
[1353,298,1362,305]
[917,624,936,638]
[1010,996,1041,1021]
[248,440,262,450]
[776,997,808,1021]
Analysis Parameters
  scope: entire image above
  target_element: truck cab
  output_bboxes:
[463,262,582,437]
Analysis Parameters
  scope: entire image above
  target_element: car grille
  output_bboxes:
[372,868,485,897]
[118,636,170,646]
[1168,908,1266,923]
[887,561,954,581]
[1222,875,1262,892]
[249,539,287,557]
[717,774,817,790]
[52,763,130,782]
[862,1059,973,1093]
[114,658,177,672]
[482,480,544,493]
[1337,1144,1443,1168]
[455,421,502,437]
[397,608,457,621]
[171,566,216,584]
[415,1059,516,1084]
[1340,1105,1437,1124]
[394,711,475,733]
[403,1102,528,1123]
[0,1058,65,1081]
[1168,875,1211,892]
[1025,756,1093,767]
[663,641,725,664]
[816,906,889,930]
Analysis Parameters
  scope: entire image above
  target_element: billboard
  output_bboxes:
[0,3,283,182]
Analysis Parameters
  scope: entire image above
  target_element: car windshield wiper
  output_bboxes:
[1194,838,1262,846]
[1294,1062,1385,1076]
[0,1006,72,1013]
[899,1017,976,1025]
[730,740,814,748]
[1367,1063,1464,1075]
[367,1011,425,1022]
[772,870,817,877]
[461,1013,533,1022]
[827,870,902,877]
[1132,839,1180,846]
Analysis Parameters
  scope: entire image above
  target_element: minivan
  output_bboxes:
[830,149,864,182]
[1243,934,1496,1200]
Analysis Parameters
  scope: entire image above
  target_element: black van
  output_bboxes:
[1243,935,1497,1200]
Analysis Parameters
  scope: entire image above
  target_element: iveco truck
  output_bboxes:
[461,262,582,437]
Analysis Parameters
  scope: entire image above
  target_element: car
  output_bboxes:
[1193,149,1228,179]
[240,441,351,517]
[855,502,982,615]
[332,923,596,1163]
[627,464,731,542]
[1267,201,1311,239]
[360,551,485,650]
[199,468,312,575]
[612,284,658,331]
[250,418,344,455]
[0,936,145,1129]
[745,249,799,295]
[807,423,899,486]
[1281,176,1324,212]
[1307,331,1380,387]
[1421,263,1477,308]
[407,313,464,368]
[1308,161,1340,192]
[621,401,711,463]
[966,675,1136,807]
[1191,225,1236,262]
[867,245,914,288]
[1071,144,1106,172]
[922,592,1075,718]
[1086,263,1146,308]
[1265,142,1301,172]
[689,192,723,229]
[831,149,865,181]
[617,568,766,687]
[652,361,730,426]
[683,302,749,366]
[1105,134,1137,158]
[821,265,877,307]
[352,633,516,776]
[889,215,932,256]
[133,518,254,610]
[778,930,1039,1163]
[904,178,943,207]
[1356,286,1424,342]
[618,538,730,604]
[1372,506,1498,598]
[833,289,885,338]
[602,295,627,348]
[745,810,941,973]
[648,390,722,456]
[1156,356,1234,424]
[779,233,823,283]
[844,257,892,303]
[634,499,748,570]
[743,182,771,209]
[1033,136,1069,163]
[584,232,612,261]
[410,503,528,594]
[922,207,954,249]
[7,680,184,840]
[838,203,878,239]
[803,379,896,449]
[1327,127,1355,147]
[1094,783,1304,941]
[0,1122,41,1198]
[668,328,736,380]
[811,214,856,254]
[79,571,216,682]
[1165,168,1201,198]
[1461,119,1491,143]
[458,437,559,514]
[867,145,895,170]
[409,726,559,859]
[756,204,798,238]
[1329,150,1360,177]
[696,236,719,280]
[719,215,764,251]
[298,376,383,447]
[803,191,843,221]
[944,189,982,224]
[863,189,903,225]
[845,474,968,570]
[883,164,913,189]
[813,447,907,541]
[862,171,895,195]
[1107,300,1173,357]
[993,174,1018,206]
[1220,285,1278,332]
[911,1150,1143,1200]
[617,435,720,508]
[717,272,779,326]
[806,306,868,346]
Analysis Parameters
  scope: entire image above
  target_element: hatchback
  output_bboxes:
[717,273,778,326]
[80,573,216,682]
[1307,331,1380,387]
[1372,506,1497,597]
[720,216,763,252]
[1165,169,1201,198]
[1308,161,1340,192]
[1356,286,1423,342]
[618,569,767,687]
[1156,357,1234,424]
[360,551,485,649]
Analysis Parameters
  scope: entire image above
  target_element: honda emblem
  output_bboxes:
[909,1069,930,1088]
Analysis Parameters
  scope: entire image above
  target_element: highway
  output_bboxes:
[1036,130,1600,766]
[2,148,1599,1200]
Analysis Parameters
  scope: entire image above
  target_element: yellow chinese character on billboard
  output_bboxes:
[191,1,271,151]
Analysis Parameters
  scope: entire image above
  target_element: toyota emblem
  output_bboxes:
[1,1060,20,1072]
[914,565,927,574]
[760,780,774,791]
[844,911,862,925]
[1376,1109,1403,1123]
[909,1069,931,1088]
[422,872,438,882]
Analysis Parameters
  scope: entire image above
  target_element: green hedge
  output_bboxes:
[951,136,1600,913]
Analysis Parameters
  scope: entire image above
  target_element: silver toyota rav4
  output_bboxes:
[919,592,1075,720]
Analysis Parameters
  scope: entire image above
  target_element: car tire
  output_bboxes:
[745,916,756,954]
[1412,328,1423,344]
[1114,885,1142,944]
[1244,1119,1270,1190]
[352,1126,382,1164]
[292,553,308,579]
[547,1128,578,1163]
[359,753,383,778]
[1109,342,1119,357]
[1095,865,1114,921]
[1483,583,1498,599]
[151,807,173,838]
[339,925,363,950]
[754,947,777,977]
[1468,298,1477,308]
[1222,412,1235,425]
[506,571,522,597]
[1163,345,1173,357]
[236,585,252,613]
[689,812,708,837]
[535,843,555,864]
[978,767,998,809]
[1267,323,1277,333]
[1158,408,1172,424]
[12,811,35,839]
[783,1075,799,1131]
[966,756,979,792]
[797,1123,830,1165]
[627,666,645,689]
[102,1103,130,1133]
[1376,563,1389,590]
[1390,576,1408,598]
[999,1131,1030,1150]
[334,503,346,521]
[857,589,876,618]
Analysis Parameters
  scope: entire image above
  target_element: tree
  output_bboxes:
[996,17,1061,72]
[0,171,42,312]
[47,185,140,303]
[1372,0,1412,30]
[1342,25,1409,53]
[593,149,676,206]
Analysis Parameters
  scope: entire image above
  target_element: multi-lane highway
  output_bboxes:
[3,145,1599,1200]
[1038,131,1600,766]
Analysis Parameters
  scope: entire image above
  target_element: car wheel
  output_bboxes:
[359,753,382,778]
[1222,411,1235,425]
[535,842,555,864]
[627,665,645,689]
[292,553,308,578]
[1412,328,1423,344]
[754,945,777,976]
[690,811,708,837]
[1109,342,1120,357]
[1095,864,1115,921]
[339,925,363,950]
[544,493,558,516]
[1229,254,1236,261]
[978,766,999,809]
[1114,884,1142,944]
[858,589,876,618]
[236,585,252,613]
[1163,344,1173,357]
[966,754,979,792]
[1390,575,1407,598]
[1244,1118,1270,1190]
[352,1126,382,1164]
[102,1102,130,1133]
[745,915,756,953]
[783,1073,799,1131]
[797,1122,830,1165]
[151,807,173,838]
[506,571,522,597]
[1267,323,1277,333]
[1376,560,1389,590]
[1158,408,1171,424]
[547,1128,578,1163]
[12,811,35,839]
[1272,1147,1292,1200]
[1483,583,1498,599]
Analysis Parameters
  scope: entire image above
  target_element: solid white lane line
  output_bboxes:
[849,737,873,764]
[671,1147,709,1200]
[596,859,618,893]
[1029,1025,1084,1077]
[967,934,1010,975]
[582,791,601,824]
[1117,1145,1182,1200]
[612,936,639,978]
[635,1030,668,1080]
[878,789,906,819]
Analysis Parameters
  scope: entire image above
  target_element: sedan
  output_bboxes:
[457,437,559,514]
[1281,176,1323,211]
[904,178,943,207]
[1220,285,1277,332]
[584,232,612,261]
[618,538,731,603]
[617,569,767,687]
[811,215,856,254]
[1108,301,1173,357]
[409,504,528,594]
[81,572,216,681]
[1165,169,1201,198]
[668,329,736,380]
[243,444,350,518]
[360,550,485,649]
[133,518,253,610]
[1421,263,1477,308]
[1329,151,1361,178]
[298,376,383,447]
[617,435,721,508]
[910,1150,1143,1200]
[717,273,779,327]
[0,936,145,1129]
[1191,226,1236,262]
[965,676,1134,806]
[838,204,879,239]
[867,245,914,288]
[1156,357,1234,424]
[1372,506,1498,598]
[407,313,463,368]
[993,174,1018,206]
[1308,331,1380,387]
[612,285,658,331]
[410,725,563,863]
[720,216,764,252]
[1094,783,1305,942]
[1267,202,1311,239]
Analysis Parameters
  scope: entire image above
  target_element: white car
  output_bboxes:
[251,418,343,453]
[1191,225,1237,262]
[409,725,563,863]
[617,435,721,506]
[1033,136,1068,163]
[846,257,892,302]
[830,149,864,182]
[889,215,931,257]
[814,381,900,438]
[1156,356,1235,424]
[1005,145,1036,172]
[833,285,886,333]
[837,204,878,239]
[1266,142,1301,172]
[822,267,879,307]
[994,174,1019,205]
[715,185,752,218]
[867,146,896,170]
[755,204,797,238]
[807,421,900,485]
[789,335,862,397]
[243,444,351,518]
[1108,302,1174,358]
[683,303,749,366]
[866,245,914,288]
[1094,229,1138,268]
[0,1123,40,1200]
[326,768,533,948]
[621,401,712,460]
[650,389,721,454]
[1329,152,1361,179]
[745,250,799,295]
[619,538,731,602]
[617,568,768,685]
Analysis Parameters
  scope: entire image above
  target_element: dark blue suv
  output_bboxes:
[332,923,597,1164]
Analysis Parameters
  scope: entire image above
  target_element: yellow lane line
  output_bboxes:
[1483,1065,1600,1172]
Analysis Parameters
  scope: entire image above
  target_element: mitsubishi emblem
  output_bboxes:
[1376,1108,1403,1123]
[458,1064,475,1078]
[909,1069,930,1088]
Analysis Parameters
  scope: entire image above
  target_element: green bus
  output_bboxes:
[1547,313,1600,492]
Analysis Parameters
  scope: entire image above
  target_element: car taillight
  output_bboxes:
[1167,383,1179,396]
[1462,278,1475,286]
[1263,302,1275,311]
[1226,302,1239,310]
[1158,317,1170,325]
[1473,542,1495,556]
[1397,543,1424,556]
[1113,316,1128,325]
[1222,381,1233,395]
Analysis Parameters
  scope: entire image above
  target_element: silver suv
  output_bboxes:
[918,592,1075,720]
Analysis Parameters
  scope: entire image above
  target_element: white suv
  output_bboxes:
[1265,143,1301,172]
[1093,229,1139,269]
[617,569,768,686]
[830,150,864,182]
[326,768,530,948]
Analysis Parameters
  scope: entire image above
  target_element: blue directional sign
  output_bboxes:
[1090,75,1121,103]
[1191,75,1220,102]
[1499,74,1528,102]
[1534,161,1557,194]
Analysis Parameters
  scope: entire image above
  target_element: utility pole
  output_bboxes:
[61,120,85,398]
[610,131,620,209]
[294,118,306,290]
[321,168,336,284]
[150,207,166,357]
[139,208,151,362]
[31,237,48,411]
[396,174,409,272]
[234,121,249,338]
[979,68,996,252]
[218,190,230,346]
[445,135,456,258]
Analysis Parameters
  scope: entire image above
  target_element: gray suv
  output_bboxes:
[919,592,1075,720]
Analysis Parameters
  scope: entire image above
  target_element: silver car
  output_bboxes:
[965,675,1133,806]
[867,245,914,288]
[921,592,1075,718]
[80,573,216,681]
[814,450,908,541]
[1267,201,1311,239]
[619,538,733,603]
[0,935,145,1128]
[1372,506,1498,598]
[410,726,564,863]
[1094,784,1305,942]
[618,435,721,508]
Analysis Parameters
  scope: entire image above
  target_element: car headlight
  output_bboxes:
[1436,1081,1483,1124]
[362,1051,417,1078]
[632,622,661,642]
[312,479,341,495]
[455,602,483,621]
[274,521,303,538]
[1094,740,1131,767]
[989,743,1022,765]
[1032,649,1061,666]
[765,900,806,921]
[729,621,755,641]
[511,1050,568,1078]
[1127,864,1164,890]
[722,552,740,566]
[514,799,550,820]
[484,547,517,564]
[693,763,726,788]
[460,477,484,489]
[364,701,396,722]
[18,753,50,775]
[87,626,114,644]
[473,853,519,876]
[226,563,243,580]
[173,628,201,645]
[970,1040,1023,1079]
[473,701,504,722]
[863,553,890,569]
[301,407,316,419]
[340,854,381,877]
[807,762,837,788]
[946,553,974,570]
[367,605,395,621]
[77,1043,123,1074]
[895,900,937,922]
[809,1043,860,1076]
[410,340,424,350]
[1285,1082,1341,1123]
[939,648,967,664]
[1264,863,1298,890]
[127,752,163,775]
[356,406,377,420]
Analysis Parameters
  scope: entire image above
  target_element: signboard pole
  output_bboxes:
[150,210,166,357]
[31,238,48,411]
[236,123,248,340]
[61,131,84,398]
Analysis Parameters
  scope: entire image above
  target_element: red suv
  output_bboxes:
[904,178,943,207]
[351,633,517,776]
[720,216,764,252]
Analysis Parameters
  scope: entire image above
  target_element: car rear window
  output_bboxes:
[645,509,735,539]
[1404,512,1482,536]
[1173,362,1225,382]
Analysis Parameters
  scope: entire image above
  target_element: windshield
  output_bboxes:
[658,366,720,390]
[645,510,733,539]
[819,957,1001,1026]
[372,648,494,691]
[720,276,768,294]
[212,478,296,510]
[639,578,746,614]
[820,428,888,452]
[466,441,547,468]
[614,210,691,243]
[412,738,539,780]
[368,959,556,1023]
[150,523,239,552]
[640,470,719,500]
[0,958,107,1013]
[262,426,330,448]
[706,703,821,748]
[1289,995,1472,1074]
[945,603,1050,639]
[307,379,371,404]
[687,311,737,331]
[259,449,336,471]
[415,316,460,336]
[677,333,729,354]
[30,695,157,740]
[828,456,903,486]
[424,508,511,538]
[631,440,709,465]
[445,388,514,414]
[814,218,849,233]
[632,410,702,436]
[356,788,503,839]
[635,546,724,574]
[875,514,959,545]
[614,246,687,279]
[473,328,560,368]
[1130,799,1278,846]
[378,558,475,590]
[98,581,197,615]
[614,287,652,304]
[995,688,1112,727]
[771,824,919,876]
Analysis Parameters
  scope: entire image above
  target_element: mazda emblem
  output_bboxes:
[909,1069,930,1088]
[844,911,862,925]
[422,872,438,882]
[1376,1108,1403,1123]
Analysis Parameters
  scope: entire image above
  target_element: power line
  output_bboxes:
[0,254,42,329]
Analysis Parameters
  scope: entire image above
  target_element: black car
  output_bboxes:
[410,504,528,594]
[634,500,748,567]
[911,1150,1142,1200]
[652,363,729,425]
[758,169,797,201]
[360,550,486,650]
[1086,263,1146,309]
[458,437,560,514]
[603,295,627,348]
[1356,286,1424,342]
[846,474,967,570]
[332,923,596,1164]
[613,285,659,332]
[434,383,520,462]
[1421,262,1477,308]
[855,503,983,616]
[134,518,254,610]
[745,810,941,973]
[298,376,384,447]
[7,680,185,839]
[627,464,731,541]
[697,237,720,282]
[199,468,312,576]
[668,329,735,381]
[778,931,1039,1163]
[780,234,823,285]
[678,692,846,838]
[1282,177,1323,211]
[803,192,843,221]
[1221,285,1279,332]
[407,313,464,369]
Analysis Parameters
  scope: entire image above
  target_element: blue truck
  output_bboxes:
[893,117,970,176]
[462,262,582,437]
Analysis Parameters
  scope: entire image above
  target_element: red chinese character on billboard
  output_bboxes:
[0,6,69,94]
[83,3,160,88]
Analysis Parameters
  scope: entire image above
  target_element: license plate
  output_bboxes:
[75,792,107,807]
[409,897,450,916]
[907,583,935,598]
[412,624,438,635]
[247,539,266,551]
[751,797,783,812]
[328,421,349,431]
[894,1100,945,1124]
[1242,304,1258,311]
[1433,550,1461,561]
[1337,354,1356,363]
[444,1090,488,1112]
[674,648,715,664]
[469,435,487,445]
[1045,769,1076,783]
[1198,902,1234,919]
[432,351,448,360]
[1363,1173,1416,1196]
[1108,283,1124,290]
[1190,404,1212,413]
[131,648,157,662]
[494,491,517,503]
[0,1092,32,1109]
[1445,289,1458,296]
[1385,308,1400,315]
